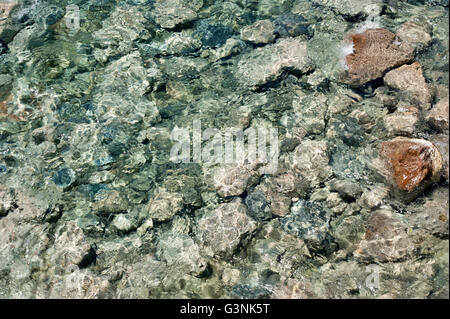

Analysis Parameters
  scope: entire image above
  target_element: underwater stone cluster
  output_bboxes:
[0,0,448,298]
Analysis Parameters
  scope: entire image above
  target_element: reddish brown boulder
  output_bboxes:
[384,62,432,107]
[380,137,443,193]
[343,28,414,86]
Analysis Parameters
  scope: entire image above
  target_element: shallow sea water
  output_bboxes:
[0,0,448,298]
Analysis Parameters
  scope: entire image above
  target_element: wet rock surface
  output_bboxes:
[154,0,203,30]
[0,1,18,41]
[383,62,432,107]
[0,0,448,299]
[397,22,432,53]
[355,209,414,262]
[343,28,414,86]
[379,137,443,195]
[280,199,336,254]
[427,97,449,132]
[384,106,420,137]
[237,37,313,89]
[196,198,257,259]
[240,20,276,44]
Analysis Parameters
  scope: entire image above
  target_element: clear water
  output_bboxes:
[0,0,448,298]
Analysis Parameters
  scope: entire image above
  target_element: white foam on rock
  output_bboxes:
[338,41,354,71]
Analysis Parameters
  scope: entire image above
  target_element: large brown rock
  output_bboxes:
[384,62,432,107]
[380,137,443,193]
[343,28,414,86]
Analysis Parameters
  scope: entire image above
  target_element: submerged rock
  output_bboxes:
[273,13,312,38]
[162,32,202,56]
[280,199,336,253]
[206,163,262,198]
[328,179,363,202]
[0,187,14,217]
[206,38,246,62]
[52,167,76,188]
[44,268,110,299]
[383,62,432,108]
[397,22,432,53]
[246,219,310,276]
[195,22,233,48]
[0,1,18,41]
[313,0,383,18]
[330,214,366,252]
[245,190,272,221]
[271,278,317,299]
[358,184,390,210]
[92,190,129,214]
[92,6,151,60]
[92,51,160,125]
[286,140,333,189]
[427,97,449,132]
[291,91,328,136]
[255,173,302,217]
[230,284,271,299]
[409,187,449,239]
[237,37,314,89]
[111,214,137,233]
[196,198,257,259]
[380,137,443,193]
[355,209,414,262]
[157,232,208,277]
[384,106,420,137]
[329,144,368,181]
[327,116,365,147]
[154,0,203,30]
[0,0,448,299]
[430,134,449,182]
[240,19,276,44]
[148,188,184,222]
[45,221,93,270]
